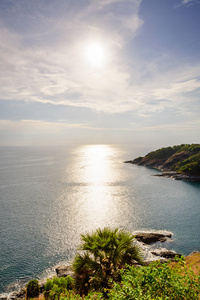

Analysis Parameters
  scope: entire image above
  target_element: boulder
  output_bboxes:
[151,248,182,259]
[0,296,8,300]
[9,292,18,300]
[10,289,26,300]
[187,251,199,256]
[55,265,74,278]
[134,231,172,244]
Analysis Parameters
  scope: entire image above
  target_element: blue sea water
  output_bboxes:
[0,144,200,293]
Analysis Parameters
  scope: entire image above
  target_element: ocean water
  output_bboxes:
[0,144,200,293]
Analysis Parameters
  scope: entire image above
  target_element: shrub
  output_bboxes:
[44,276,74,300]
[26,279,40,299]
[108,258,200,299]
[60,290,104,299]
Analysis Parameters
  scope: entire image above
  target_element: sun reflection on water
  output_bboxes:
[46,144,136,257]
[77,144,117,184]
[71,144,126,230]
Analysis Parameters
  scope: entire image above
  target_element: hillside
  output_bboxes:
[125,144,200,181]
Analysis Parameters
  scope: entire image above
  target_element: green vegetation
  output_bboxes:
[72,227,143,295]
[109,258,200,300]
[44,276,74,300]
[26,279,40,299]
[177,152,200,175]
[134,144,200,176]
[40,259,200,299]
[146,144,200,160]
[25,228,200,299]
[146,145,183,160]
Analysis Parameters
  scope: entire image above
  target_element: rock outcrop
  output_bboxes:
[151,248,182,258]
[134,231,172,244]
[55,265,74,279]
[152,172,200,182]
[0,280,47,300]
[9,289,26,300]
[0,296,8,300]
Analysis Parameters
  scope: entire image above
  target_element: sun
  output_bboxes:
[85,42,106,68]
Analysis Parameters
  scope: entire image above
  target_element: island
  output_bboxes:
[125,144,200,182]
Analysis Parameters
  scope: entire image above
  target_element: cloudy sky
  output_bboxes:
[0,0,200,147]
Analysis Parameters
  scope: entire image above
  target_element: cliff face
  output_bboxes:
[125,144,200,180]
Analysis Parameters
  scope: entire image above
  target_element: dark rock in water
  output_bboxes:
[151,248,182,259]
[9,289,26,300]
[134,231,172,244]
[153,172,200,182]
[9,292,18,300]
[0,296,8,300]
[55,265,74,278]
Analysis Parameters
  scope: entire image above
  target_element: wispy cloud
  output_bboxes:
[2,117,200,137]
[1,32,200,116]
[174,0,197,8]
[0,119,92,131]
[0,0,144,113]
[153,79,200,101]
[182,0,194,4]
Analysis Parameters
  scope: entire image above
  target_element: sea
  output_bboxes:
[0,144,200,294]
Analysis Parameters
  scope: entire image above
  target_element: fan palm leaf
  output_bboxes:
[72,227,143,294]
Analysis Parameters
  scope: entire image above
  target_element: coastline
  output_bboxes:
[1,230,199,300]
[125,161,200,182]
[124,144,200,182]
[152,170,200,182]
[2,251,200,300]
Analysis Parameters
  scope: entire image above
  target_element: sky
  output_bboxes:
[0,0,200,147]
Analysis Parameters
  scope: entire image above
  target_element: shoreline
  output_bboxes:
[151,170,200,182]
[1,251,200,300]
[1,230,199,300]
[125,161,200,182]
[124,144,200,183]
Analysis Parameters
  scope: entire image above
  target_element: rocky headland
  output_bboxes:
[125,144,200,182]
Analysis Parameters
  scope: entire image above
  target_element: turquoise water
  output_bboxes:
[0,145,200,293]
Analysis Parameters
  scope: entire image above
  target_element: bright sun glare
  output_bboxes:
[85,42,106,68]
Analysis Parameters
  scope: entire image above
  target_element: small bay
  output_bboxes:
[0,145,199,293]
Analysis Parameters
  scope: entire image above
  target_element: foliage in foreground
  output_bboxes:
[109,257,200,300]
[26,279,40,299]
[43,258,200,299]
[27,228,199,299]
[72,227,143,295]
[44,276,74,300]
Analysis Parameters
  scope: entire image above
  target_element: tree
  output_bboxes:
[72,227,143,295]
[26,279,40,299]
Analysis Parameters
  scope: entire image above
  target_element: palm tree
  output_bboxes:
[72,227,143,295]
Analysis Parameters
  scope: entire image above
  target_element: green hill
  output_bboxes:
[126,144,200,177]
